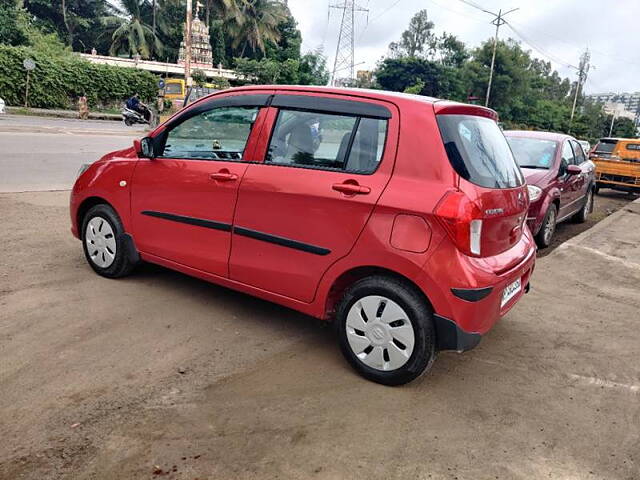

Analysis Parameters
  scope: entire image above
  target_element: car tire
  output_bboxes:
[535,203,557,249]
[572,187,593,224]
[336,276,437,386]
[81,204,137,278]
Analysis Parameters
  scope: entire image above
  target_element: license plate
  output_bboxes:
[501,278,522,308]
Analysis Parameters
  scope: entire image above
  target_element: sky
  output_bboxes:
[287,0,640,94]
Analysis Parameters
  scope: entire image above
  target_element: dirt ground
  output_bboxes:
[1,191,639,480]
[539,188,637,256]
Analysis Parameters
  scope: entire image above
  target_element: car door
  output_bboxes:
[570,139,592,199]
[131,92,272,277]
[557,140,581,220]
[229,93,398,303]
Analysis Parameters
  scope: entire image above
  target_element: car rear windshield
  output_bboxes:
[437,114,524,189]
[506,137,558,169]
[595,140,617,154]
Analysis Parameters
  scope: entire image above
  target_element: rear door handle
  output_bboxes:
[209,171,238,182]
[332,183,371,195]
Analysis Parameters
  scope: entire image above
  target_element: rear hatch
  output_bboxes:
[592,138,618,159]
[433,106,528,258]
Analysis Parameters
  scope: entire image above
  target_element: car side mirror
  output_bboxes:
[566,164,581,175]
[134,137,155,158]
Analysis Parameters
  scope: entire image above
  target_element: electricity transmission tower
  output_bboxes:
[569,49,591,131]
[329,0,368,86]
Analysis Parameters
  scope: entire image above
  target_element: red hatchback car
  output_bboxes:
[71,86,536,385]
[504,131,596,248]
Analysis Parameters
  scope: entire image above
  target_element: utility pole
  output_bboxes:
[569,48,591,133]
[608,93,620,137]
[485,8,518,106]
[185,0,193,87]
[329,0,368,87]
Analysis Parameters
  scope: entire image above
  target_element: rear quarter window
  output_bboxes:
[437,114,524,189]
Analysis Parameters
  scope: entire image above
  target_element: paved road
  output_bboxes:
[0,115,145,192]
[1,191,639,480]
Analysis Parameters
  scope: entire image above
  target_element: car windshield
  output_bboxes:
[595,140,617,154]
[165,82,182,94]
[506,137,558,170]
[437,115,524,189]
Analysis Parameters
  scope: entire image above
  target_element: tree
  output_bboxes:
[191,68,206,86]
[0,0,28,46]
[24,0,112,52]
[389,9,434,58]
[376,57,466,100]
[109,0,162,59]
[298,49,329,85]
[264,9,301,62]
[210,19,226,66]
[226,0,286,57]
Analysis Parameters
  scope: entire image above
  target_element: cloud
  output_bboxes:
[288,0,640,93]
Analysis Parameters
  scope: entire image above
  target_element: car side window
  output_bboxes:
[559,140,575,175]
[571,140,586,164]
[159,106,259,160]
[266,109,387,174]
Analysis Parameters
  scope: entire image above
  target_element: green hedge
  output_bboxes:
[0,45,157,109]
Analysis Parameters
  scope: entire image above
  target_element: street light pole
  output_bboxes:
[185,0,193,87]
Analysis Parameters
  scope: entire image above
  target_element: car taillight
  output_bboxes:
[434,191,483,257]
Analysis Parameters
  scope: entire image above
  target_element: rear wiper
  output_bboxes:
[519,165,549,169]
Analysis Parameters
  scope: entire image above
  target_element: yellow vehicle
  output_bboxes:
[163,78,186,101]
[159,79,223,124]
[591,137,640,194]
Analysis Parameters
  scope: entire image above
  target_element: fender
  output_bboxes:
[71,149,139,236]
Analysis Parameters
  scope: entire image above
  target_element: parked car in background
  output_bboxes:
[0,97,5,114]
[505,131,596,248]
[590,137,640,195]
[578,140,591,155]
[71,86,536,385]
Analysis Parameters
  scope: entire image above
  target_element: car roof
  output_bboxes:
[598,137,639,142]
[220,85,499,120]
[503,130,571,142]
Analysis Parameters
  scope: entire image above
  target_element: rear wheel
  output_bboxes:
[81,204,137,278]
[535,204,557,249]
[336,276,436,386]
[572,187,593,224]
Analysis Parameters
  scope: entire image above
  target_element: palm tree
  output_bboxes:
[227,0,287,57]
[109,0,162,59]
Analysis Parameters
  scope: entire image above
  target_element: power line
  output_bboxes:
[457,0,497,16]
[504,21,578,69]
[356,0,401,43]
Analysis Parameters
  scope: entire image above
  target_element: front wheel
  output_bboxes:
[81,204,137,278]
[535,203,557,249]
[336,276,436,386]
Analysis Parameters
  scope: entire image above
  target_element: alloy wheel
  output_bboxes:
[544,208,556,245]
[345,295,415,371]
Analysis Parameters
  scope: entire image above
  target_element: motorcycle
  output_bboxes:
[122,104,153,127]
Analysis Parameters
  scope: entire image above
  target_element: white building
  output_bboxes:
[586,91,640,124]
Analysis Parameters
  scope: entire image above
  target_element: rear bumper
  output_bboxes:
[421,228,537,339]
